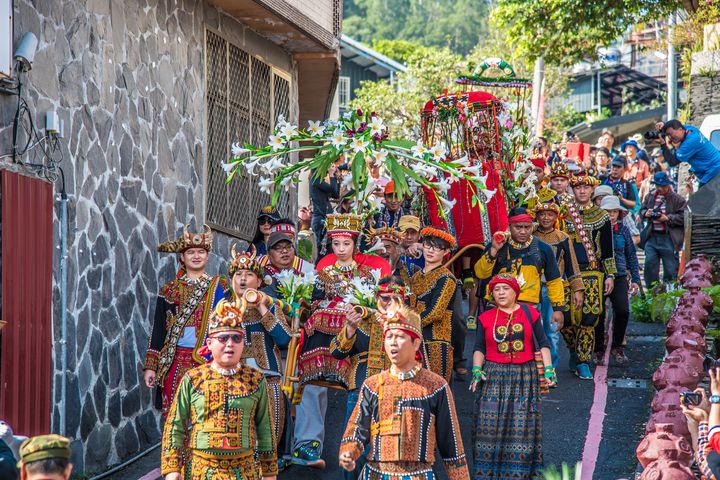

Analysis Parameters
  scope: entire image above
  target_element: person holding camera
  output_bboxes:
[654,119,720,188]
[638,172,687,288]
[680,387,718,480]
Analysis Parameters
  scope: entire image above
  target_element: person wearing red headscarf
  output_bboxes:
[470,273,554,480]
[474,207,566,327]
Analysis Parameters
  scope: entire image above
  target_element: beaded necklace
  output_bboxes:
[492,307,515,343]
[389,363,422,381]
[211,362,242,376]
[508,237,532,250]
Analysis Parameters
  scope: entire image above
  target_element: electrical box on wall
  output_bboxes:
[0,0,11,79]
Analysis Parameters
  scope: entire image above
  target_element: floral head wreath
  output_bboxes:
[420,226,456,250]
[377,283,406,297]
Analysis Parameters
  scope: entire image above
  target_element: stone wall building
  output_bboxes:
[0,0,340,474]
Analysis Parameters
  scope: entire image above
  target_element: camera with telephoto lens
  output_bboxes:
[703,354,720,373]
[644,130,663,142]
[680,391,702,406]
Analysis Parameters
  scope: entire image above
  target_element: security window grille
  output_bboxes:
[205,29,291,240]
[338,76,351,109]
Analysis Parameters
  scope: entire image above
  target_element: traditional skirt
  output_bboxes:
[360,461,435,480]
[162,347,199,416]
[472,360,543,480]
[184,450,259,480]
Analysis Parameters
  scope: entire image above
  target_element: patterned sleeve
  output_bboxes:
[161,373,191,474]
[435,383,470,480]
[255,377,279,476]
[473,243,496,280]
[420,275,456,328]
[330,323,362,359]
[260,306,293,348]
[599,219,617,275]
[145,295,170,371]
[340,382,375,461]
[697,422,715,480]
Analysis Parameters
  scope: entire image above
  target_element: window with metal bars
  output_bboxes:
[205,29,292,240]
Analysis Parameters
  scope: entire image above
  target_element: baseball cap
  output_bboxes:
[398,215,420,232]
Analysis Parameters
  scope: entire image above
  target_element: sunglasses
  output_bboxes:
[259,218,273,225]
[212,333,244,344]
[378,294,394,303]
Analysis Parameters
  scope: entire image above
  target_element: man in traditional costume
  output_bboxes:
[474,207,566,328]
[226,247,293,471]
[339,304,470,480]
[330,276,408,480]
[532,187,585,370]
[365,226,405,275]
[562,172,617,380]
[143,225,229,416]
[402,227,460,383]
[162,300,277,480]
[258,218,315,298]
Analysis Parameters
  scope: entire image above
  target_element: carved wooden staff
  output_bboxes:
[442,243,485,269]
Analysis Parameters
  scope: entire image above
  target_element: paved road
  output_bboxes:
[102,320,664,480]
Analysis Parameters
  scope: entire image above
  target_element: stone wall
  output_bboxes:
[0,0,298,473]
[689,50,720,125]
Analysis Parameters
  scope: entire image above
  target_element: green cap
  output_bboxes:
[19,434,71,465]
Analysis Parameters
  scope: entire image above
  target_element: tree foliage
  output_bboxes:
[489,0,682,67]
[343,0,491,56]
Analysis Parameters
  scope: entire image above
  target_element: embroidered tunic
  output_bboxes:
[340,368,469,480]
[297,256,383,389]
[533,228,584,294]
[561,204,616,275]
[161,363,277,479]
[329,313,390,391]
[144,274,229,411]
[474,238,565,308]
[402,265,458,382]
[258,254,315,298]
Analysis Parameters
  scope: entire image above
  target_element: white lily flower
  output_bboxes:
[453,155,470,167]
[350,137,369,153]
[411,140,427,158]
[268,134,285,152]
[370,268,382,284]
[439,196,456,212]
[463,164,483,176]
[343,111,354,120]
[302,271,318,286]
[342,173,354,190]
[330,132,347,149]
[434,179,451,195]
[366,195,384,211]
[280,124,299,140]
[430,142,447,160]
[258,177,274,194]
[220,161,235,177]
[280,176,293,189]
[307,120,326,137]
[369,116,385,135]
[231,143,250,157]
[243,158,260,176]
[371,149,388,166]
[483,189,496,202]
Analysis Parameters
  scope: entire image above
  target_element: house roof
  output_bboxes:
[569,106,665,143]
[340,35,407,78]
[572,64,667,114]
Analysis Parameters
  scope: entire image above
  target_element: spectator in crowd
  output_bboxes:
[398,215,424,271]
[601,156,638,212]
[639,172,687,288]
[310,163,341,256]
[531,155,547,188]
[372,181,410,229]
[593,185,640,242]
[296,206,317,263]
[248,206,280,256]
[595,147,612,177]
[596,129,619,158]
[17,435,73,480]
[620,139,650,189]
[596,196,640,364]
[682,387,718,480]
[659,119,720,188]
[536,136,550,160]
[703,368,720,477]
[0,439,17,480]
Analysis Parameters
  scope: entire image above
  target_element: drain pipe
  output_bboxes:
[59,191,68,436]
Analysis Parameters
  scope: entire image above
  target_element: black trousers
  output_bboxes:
[594,275,630,352]
[451,285,467,370]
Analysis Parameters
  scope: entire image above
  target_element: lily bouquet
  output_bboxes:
[341,269,382,309]
[275,270,317,307]
[223,110,494,219]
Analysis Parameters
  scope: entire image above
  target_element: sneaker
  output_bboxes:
[611,347,628,364]
[466,315,477,331]
[575,363,593,380]
[568,352,578,372]
[593,352,605,366]
[278,457,290,472]
[291,441,326,469]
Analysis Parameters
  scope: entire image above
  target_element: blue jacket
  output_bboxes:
[665,125,720,185]
[613,223,641,284]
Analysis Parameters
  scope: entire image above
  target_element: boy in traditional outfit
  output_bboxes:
[162,299,277,480]
[143,225,229,416]
[339,305,469,480]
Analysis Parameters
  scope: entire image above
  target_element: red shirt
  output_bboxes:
[475,306,543,364]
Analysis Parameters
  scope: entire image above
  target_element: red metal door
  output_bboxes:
[0,170,53,436]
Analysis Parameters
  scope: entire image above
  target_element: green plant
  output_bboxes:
[543,462,581,480]
[631,294,652,323]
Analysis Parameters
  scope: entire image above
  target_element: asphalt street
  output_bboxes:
[103,319,665,480]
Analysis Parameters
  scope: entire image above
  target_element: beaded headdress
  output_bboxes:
[207,299,245,336]
[549,162,570,179]
[157,224,213,253]
[326,213,363,238]
[229,244,264,279]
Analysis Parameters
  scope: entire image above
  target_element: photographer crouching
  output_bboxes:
[649,120,720,188]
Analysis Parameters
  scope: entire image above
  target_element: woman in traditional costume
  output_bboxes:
[470,273,555,480]
[402,226,460,382]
